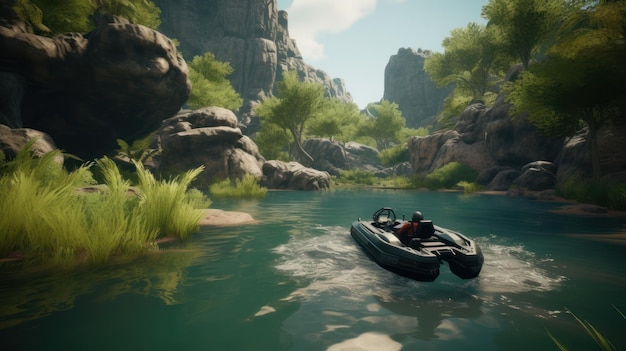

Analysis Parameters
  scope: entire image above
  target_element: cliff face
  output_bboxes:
[383,48,452,128]
[154,0,352,121]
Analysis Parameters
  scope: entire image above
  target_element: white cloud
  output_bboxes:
[286,0,377,60]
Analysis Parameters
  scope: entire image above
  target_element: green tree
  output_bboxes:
[186,52,243,111]
[306,99,363,141]
[253,120,292,161]
[254,71,325,165]
[359,100,406,150]
[425,23,509,101]
[506,1,626,181]
[425,22,512,123]
[482,0,566,69]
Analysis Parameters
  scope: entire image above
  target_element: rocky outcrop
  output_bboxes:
[261,160,331,190]
[408,65,565,186]
[0,14,190,160]
[556,118,626,184]
[383,48,453,128]
[151,107,265,186]
[154,0,352,132]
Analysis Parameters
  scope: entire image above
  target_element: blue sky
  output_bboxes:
[277,0,488,109]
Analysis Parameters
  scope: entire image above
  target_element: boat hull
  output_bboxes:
[350,220,440,282]
[350,218,484,281]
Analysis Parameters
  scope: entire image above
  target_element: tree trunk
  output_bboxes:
[290,129,314,166]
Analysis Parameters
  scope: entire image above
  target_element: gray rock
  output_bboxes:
[153,107,264,186]
[512,167,556,191]
[476,166,516,186]
[261,160,331,190]
[0,15,190,159]
[488,169,521,191]
[0,124,61,163]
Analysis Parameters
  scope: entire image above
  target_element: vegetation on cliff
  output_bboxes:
[12,0,161,33]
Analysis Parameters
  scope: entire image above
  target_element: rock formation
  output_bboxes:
[261,160,331,190]
[0,14,191,160]
[153,0,352,132]
[408,65,565,188]
[383,48,452,128]
[151,107,265,186]
[408,63,626,189]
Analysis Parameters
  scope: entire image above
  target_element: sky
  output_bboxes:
[277,0,489,109]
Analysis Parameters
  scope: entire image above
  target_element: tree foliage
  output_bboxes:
[306,99,364,141]
[506,0,626,180]
[186,52,243,111]
[254,71,325,165]
[425,23,510,100]
[359,100,406,150]
[482,0,565,69]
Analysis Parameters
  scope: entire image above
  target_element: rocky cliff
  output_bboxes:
[383,48,452,128]
[154,0,352,130]
[0,13,190,160]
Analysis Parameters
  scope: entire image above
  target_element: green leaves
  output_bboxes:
[17,0,162,34]
[186,52,243,111]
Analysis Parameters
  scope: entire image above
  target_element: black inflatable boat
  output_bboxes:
[350,207,484,281]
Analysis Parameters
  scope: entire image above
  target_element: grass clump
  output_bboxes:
[337,169,377,186]
[0,141,208,267]
[557,178,626,211]
[209,174,267,198]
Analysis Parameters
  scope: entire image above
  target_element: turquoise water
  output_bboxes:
[1,189,626,350]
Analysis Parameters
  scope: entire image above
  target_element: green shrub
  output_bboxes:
[557,178,626,211]
[209,174,267,198]
[420,162,479,189]
[457,181,483,194]
[379,144,409,166]
[338,169,377,185]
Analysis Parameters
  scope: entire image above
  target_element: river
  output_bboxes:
[1,189,625,350]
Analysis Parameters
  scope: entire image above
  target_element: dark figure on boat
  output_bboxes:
[395,211,423,245]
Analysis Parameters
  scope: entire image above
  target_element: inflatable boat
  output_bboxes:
[350,207,484,281]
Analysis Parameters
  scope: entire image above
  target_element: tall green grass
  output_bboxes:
[209,174,267,198]
[0,141,209,267]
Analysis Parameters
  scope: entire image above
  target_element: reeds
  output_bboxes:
[0,142,209,267]
[547,307,624,351]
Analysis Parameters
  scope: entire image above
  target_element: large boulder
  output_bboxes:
[152,107,264,186]
[556,118,626,183]
[261,160,331,190]
[408,130,497,175]
[0,14,190,160]
[303,138,348,176]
